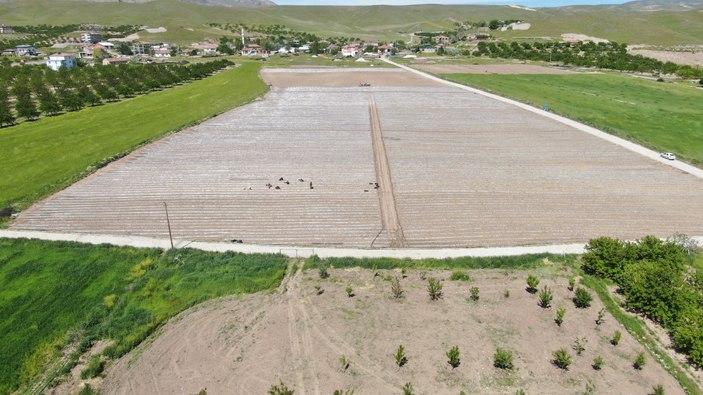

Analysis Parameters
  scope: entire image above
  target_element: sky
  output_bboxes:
[274,0,630,6]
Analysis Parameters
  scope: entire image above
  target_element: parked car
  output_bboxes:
[660,152,676,161]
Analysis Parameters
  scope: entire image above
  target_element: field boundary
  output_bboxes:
[383,58,703,180]
[2,230,702,259]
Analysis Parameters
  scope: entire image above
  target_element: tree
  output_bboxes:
[15,93,39,120]
[633,352,646,370]
[268,381,294,395]
[555,307,565,326]
[538,286,553,308]
[493,348,514,370]
[394,345,408,367]
[526,274,539,293]
[217,36,235,55]
[489,19,501,30]
[552,348,571,369]
[390,277,404,299]
[38,91,62,115]
[0,99,15,126]
[593,356,604,370]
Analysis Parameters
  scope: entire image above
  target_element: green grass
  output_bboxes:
[305,253,577,271]
[443,73,703,166]
[0,62,267,211]
[0,238,288,394]
[0,0,702,45]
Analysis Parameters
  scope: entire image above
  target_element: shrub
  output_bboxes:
[611,330,622,346]
[449,271,471,281]
[538,286,553,308]
[568,277,576,291]
[402,383,414,395]
[555,307,565,326]
[80,355,105,379]
[470,287,480,302]
[345,286,354,297]
[526,274,539,293]
[339,355,350,371]
[447,345,461,368]
[493,348,514,370]
[394,345,408,367]
[391,277,404,299]
[573,287,592,308]
[268,381,294,395]
[552,348,572,369]
[593,355,604,370]
[596,308,606,325]
[427,277,443,300]
[572,337,587,355]
[652,384,664,395]
[504,289,510,298]
[634,352,646,370]
[314,285,324,295]
[79,384,97,395]
[318,263,330,279]
[333,390,354,395]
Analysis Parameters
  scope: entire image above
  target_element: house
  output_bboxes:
[102,57,129,65]
[97,41,115,49]
[241,44,262,56]
[79,44,106,58]
[81,32,102,44]
[190,42,218,55]
[153,48,171,58]
[421,47,437,54]
[15,45,38,56]
[1,49,16,56]
[298,44,311,53]
[341,43,360,57]
[433,36,449,45]
[0,25,14,34]
[46,53,76,71]
[378,44,394,55]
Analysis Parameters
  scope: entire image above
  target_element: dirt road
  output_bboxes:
[368,94,405,248]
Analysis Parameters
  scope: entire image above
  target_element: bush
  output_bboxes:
[504,289,510,298]
[80,355,105,379]
[269,381,294,395]
[596,308,605,325]
[345,286,354,297]
[394,345,408,367]
[447,345,461,368]
[402,382,414,395]
[526,274,539,293]
[555,307,565,326]
[493,348,514,370]
[568,277,576,291]
[449,271,471,281]
[552,348,572,370]
[427,277,443,300]
[611,330,622,346]
[572,337,587,356]
[333,391,354,395]
[318,263,330,279]
[652,384,665,395]
[593,355,604,370]
[573,287,593,308]
[470,287,480,302]
[339,355,350,371]
[538,286,553,308]
[634,352,646,370]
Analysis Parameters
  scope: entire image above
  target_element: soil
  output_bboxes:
[628,48,703,67]
[409,63,577,75]
[101,267,685,395]
[260,68,445,87]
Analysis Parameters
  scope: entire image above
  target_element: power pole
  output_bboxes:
[163,202,174,249]
[241,26,245,49]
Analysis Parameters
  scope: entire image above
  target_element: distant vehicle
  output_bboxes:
[660,152,676,161]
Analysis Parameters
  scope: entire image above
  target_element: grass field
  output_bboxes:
[0,238,288,394]
[0,0,702,45]
[0,62,267,212]
[444,73,703,166]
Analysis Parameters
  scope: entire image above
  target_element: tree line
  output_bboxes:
[0,24,140,52]
[473,40,702,79]
[583,235,703,367]
[0,59,233,127]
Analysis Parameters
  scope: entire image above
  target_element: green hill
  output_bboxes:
[1,0,702,45]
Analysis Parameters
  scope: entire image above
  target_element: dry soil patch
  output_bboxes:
[411,63,577,74]
[261,68,444,87]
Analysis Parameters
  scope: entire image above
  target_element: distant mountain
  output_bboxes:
[620,0,703,11]
[0,0,276,6]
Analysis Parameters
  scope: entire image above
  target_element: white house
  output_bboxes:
[341,45,359,57]
[15,45,38,56]
[46,53,76,71]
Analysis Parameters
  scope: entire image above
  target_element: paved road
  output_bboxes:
[2,229,701,259]
[383,58,703,180]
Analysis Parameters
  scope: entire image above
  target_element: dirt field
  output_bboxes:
[261,68,444,87]
[101,267,685,395]
[628,48,703,67]
[13,68,703,247]
[409,64,577,75]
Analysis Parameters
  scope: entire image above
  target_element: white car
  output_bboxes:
[660,152,676,161]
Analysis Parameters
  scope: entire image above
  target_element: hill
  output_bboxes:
[622,0,703,11]
[0,0,702,45]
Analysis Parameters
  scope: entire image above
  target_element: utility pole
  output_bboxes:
[163,202,174,249]
[241,26,245,49]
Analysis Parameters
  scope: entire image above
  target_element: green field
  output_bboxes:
[443,73,703,166]
[0,0,702,45]
[0,238,288,394]
[0,62,267,212]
